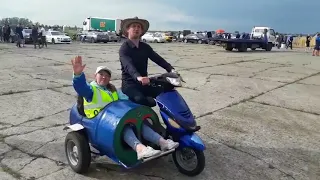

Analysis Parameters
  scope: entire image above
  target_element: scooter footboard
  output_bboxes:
[178,133,206,151]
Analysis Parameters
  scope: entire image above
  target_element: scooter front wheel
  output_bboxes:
[172,147,205,176]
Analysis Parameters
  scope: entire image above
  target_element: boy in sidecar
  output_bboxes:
[71,56,179,160]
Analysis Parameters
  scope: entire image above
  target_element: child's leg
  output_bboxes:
[123,126,161,159]
[123,126,141,149]
[141,122,179,151]
[141,123,162,144]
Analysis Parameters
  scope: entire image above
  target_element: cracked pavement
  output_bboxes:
[0,43,319,180]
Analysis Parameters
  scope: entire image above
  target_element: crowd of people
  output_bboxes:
[0,24,12,42]
[0,23,47,49]
[275,33,320,56]
[275,34,294,49]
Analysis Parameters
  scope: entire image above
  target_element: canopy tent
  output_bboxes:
[216,29,225,34]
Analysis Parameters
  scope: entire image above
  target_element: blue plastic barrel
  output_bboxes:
[81,100,160,167]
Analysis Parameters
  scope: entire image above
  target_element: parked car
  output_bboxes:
[22,29,33,44]
[82,31,109,43]
[155,32,173,42]
[46,31,72,44]
[106,32,120,42]
[141,33,166,43]
[182,34,209,44]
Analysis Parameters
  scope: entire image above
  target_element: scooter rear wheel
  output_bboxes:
[172,147,205,176]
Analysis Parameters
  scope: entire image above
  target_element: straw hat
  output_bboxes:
[121,16,149,37]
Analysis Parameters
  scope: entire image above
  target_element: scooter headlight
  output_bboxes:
[166,77,182,86]
[168,118,180,128]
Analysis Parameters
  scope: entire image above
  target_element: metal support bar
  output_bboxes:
[141,149,175,163]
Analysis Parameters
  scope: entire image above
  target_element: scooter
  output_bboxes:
[64,72,206,177]
[148,72,206,176]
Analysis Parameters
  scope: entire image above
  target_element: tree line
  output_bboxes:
[0,17,78,30]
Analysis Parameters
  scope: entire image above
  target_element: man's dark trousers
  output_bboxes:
[121,83,163,107]
[41,36,47,48]
[32,36,40,49]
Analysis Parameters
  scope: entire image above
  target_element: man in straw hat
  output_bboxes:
[119,17,178,107]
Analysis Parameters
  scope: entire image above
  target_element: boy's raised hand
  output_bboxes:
[71,56,86,75]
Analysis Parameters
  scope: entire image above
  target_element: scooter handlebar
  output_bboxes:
[150,72,185,86]
[138,72,185,86]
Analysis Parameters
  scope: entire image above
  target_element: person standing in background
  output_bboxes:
[286,35,293,50]
[6,25,11,42]
[305,34,311,52]
[0,26,3,42]
[15,23,23,48]
[276,35,282,49]
[31,25,40,49]
[39,26,47,48]
[3,25,8,42]
[280,34,284,46]
[263,29,268,48]
[312,33,320,56]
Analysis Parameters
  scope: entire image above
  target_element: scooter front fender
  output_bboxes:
[178,133,206,151]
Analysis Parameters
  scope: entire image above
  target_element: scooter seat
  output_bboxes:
[185,125,201,132]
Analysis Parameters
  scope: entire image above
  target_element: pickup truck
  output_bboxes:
[213,27,277,52]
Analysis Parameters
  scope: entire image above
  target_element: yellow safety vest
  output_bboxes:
[83,85,119,118]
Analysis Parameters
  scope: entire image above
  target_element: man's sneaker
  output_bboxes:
[160,139,179,151]
[137,146,161,160]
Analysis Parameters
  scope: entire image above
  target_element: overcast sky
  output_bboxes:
[1,0,319,33]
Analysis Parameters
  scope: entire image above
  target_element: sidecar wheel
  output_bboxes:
[172,147,205,176]
[65,131,91,174]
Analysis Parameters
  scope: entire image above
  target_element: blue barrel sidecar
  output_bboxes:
[64,100,163,173]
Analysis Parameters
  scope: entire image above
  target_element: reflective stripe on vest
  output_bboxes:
[83,85,119,118]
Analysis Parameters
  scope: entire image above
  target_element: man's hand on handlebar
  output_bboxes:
[137,76,150,85]
[171,69,178,74]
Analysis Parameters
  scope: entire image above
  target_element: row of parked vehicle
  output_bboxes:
[9,29,120,45]
[6,28,245,46]
[178,33,249,45]
[73,31,119,43]
[72,31,177,44]
[75,31,213,44]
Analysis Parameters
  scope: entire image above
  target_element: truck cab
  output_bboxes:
[251,27,276,46]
